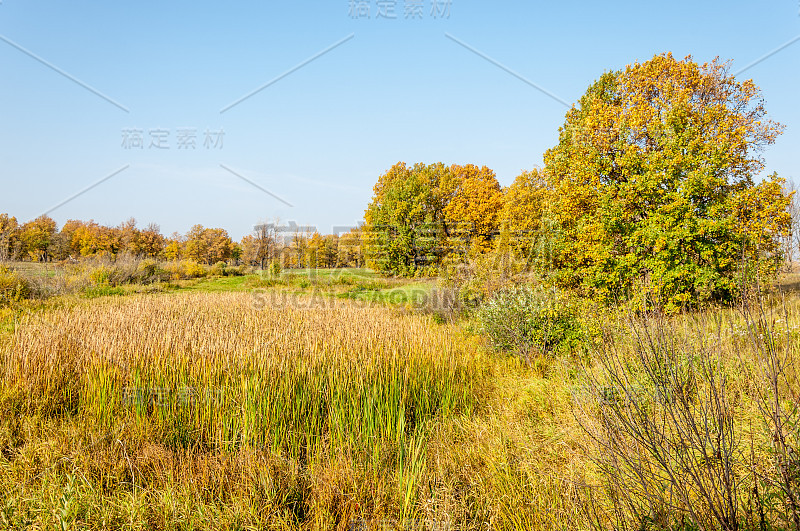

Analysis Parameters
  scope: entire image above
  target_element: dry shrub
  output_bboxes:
[575,296,800,531]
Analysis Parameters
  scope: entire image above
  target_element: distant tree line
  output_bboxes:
[0,214,366,269]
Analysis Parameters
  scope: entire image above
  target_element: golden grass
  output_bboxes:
[0,292,488,529]
[0,289,799,529]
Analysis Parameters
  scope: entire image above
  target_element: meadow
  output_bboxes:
[1,50,796,530]
[0,263,799,530]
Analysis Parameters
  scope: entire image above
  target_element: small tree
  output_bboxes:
[0,214,20,262]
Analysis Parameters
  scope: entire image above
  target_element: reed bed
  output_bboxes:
[0,292,485,529]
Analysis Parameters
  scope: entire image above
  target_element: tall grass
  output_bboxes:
[2,282,800,529]
[0,292,483,529]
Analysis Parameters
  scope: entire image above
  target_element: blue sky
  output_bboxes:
[1,0,798,239]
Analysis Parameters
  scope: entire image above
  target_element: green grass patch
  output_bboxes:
[178,275,254,293]
[340,281,435,305]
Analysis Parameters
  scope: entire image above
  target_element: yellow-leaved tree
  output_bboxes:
[440,164,503,255]
[544,53,791,311]
[499,168,552,266]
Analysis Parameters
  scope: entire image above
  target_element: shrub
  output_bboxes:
[268,260,282,279]
[162,260,207,280]
[477,285,583,364]
[88,265,112,286]
[575,312,742,530]
[78,256,169,287]
[179,260,206,279]
[134,258,165,283]
[0,266,30,304]
[209,261,227,277]
[223,264,245,276]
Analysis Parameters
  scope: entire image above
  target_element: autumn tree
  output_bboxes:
[321,234,340,268]
[338,227,364,268]
[290,229,309,269]
[203,228,234,264]
[71,221,120,258]
[138,223,165,258]
[440,164,503,254]
[306,233,323,268]
[543,53,791,310]
[246,221,280,269]
[498,168,553,265]
[184,225,233,264]
[183,225,208,263]
[364,162,448,275]
[0,214,20,261]
[309,234,339,268]
[20,215,58,261]
[49,219,83,260]
[117,218,141,256]
[240,235,259,266]
[163,233,183,261]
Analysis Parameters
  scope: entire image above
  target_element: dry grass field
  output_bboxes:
[1,275,799,530]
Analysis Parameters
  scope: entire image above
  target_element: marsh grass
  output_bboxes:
[0,292,484,529]
[1,276,800,529]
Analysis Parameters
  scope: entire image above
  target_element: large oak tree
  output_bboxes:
[544,53,791,310]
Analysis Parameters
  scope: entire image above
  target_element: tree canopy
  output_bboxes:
[543,53,790,310]
[361,53,793,310]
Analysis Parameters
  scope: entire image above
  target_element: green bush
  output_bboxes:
[223,264,246,277]
[477,285,584,364]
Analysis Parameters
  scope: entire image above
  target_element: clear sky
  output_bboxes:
[1,0,798,239]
